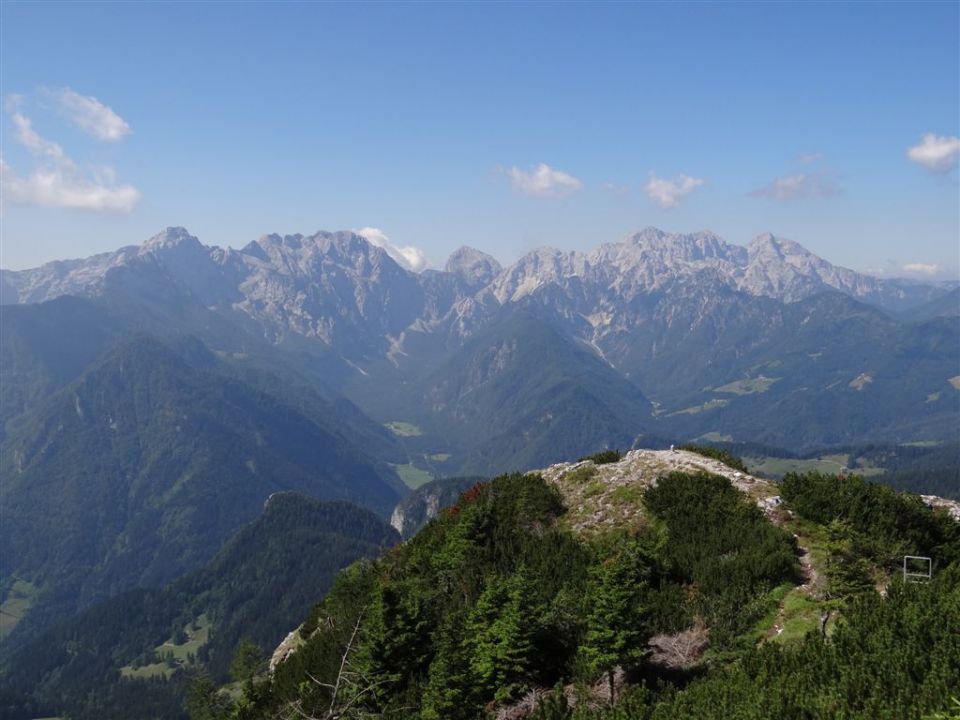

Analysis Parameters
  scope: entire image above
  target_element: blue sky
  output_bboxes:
[2,1,958,278]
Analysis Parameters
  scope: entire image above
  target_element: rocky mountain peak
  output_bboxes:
[749,231,777,247]
[747,233,813,261]
[312,232,408,276]
[622,227,741,264]
[628,226,668,244]
[140,227,202,253]
[3,225,952,353]
[238,231,397,280]
[444,246,503,288]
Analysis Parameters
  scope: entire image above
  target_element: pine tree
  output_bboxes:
[581,540,654,702]
[421,611,472,720]
[464,573,545,704]
[187,672,233,720]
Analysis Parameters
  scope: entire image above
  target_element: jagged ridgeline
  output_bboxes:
[4,227,959,472]
[208,458,960,720]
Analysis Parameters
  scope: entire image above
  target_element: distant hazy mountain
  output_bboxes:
[0,334,404,644]
[3,226,950,341]
[0,296,125,438]
[899,286,960,323]
[2,226,957,463]
[483,227,938,310]
[443,245,503,289]
[648,292,960,448]
[409,309,655,474]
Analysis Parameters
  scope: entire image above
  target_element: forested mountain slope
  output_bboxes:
[0,335,403,646]
[0,493,399,720]
[405,310,655,475]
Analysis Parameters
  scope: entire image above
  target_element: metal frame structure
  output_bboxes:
[903,555,932,583]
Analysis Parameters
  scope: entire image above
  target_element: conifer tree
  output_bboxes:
[581,541,654,702]
[465,573,545,703]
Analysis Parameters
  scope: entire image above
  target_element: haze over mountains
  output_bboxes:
[0,333,404,639]
[2,225,957,468]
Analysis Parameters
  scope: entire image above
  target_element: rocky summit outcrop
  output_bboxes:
[539,448,960,534]
[538,448,779,534]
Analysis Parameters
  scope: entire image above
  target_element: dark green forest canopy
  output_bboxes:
[533,566,960,720]
[779,470,960,569]
[676,444,749,473]
[213,468,959,720]
[0,335,402,646]
[0,495,399,720]
[235,470,804,719]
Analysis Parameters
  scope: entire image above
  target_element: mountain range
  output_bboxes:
[3,226,951,315]
[3,226,957,470]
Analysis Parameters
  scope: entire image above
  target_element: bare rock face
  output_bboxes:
[920,494,960,521]
[389,477,482,539]
[2,225,953,410]
[269,628,304,674]
[743,233,886,303]
[2,226,951,354]
[444,246,502,290]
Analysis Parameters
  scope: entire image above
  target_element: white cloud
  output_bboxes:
[643,172,704,208]
[12,112,68,162]
[907,133,960,173]
[506,163,582,198]
[903,262,939,275]
[355,227,429,273]
[45,87,131,141]
[798,152,822,165]
[1,111,140,212]
[751,171,838,202]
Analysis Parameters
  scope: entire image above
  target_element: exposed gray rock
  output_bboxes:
[444,246,503,290]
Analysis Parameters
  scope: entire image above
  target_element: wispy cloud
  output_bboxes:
[1,105,140,212]
[867,259,953,280]
[45,87,131,141]
[505,162,582,198]
[798,152,822,165]
[902,262,939,275]
[906,133,960,173]
[751,170,839,202]
[12,112,69,162]
[355,227,429,273]
[643,172,704,208]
